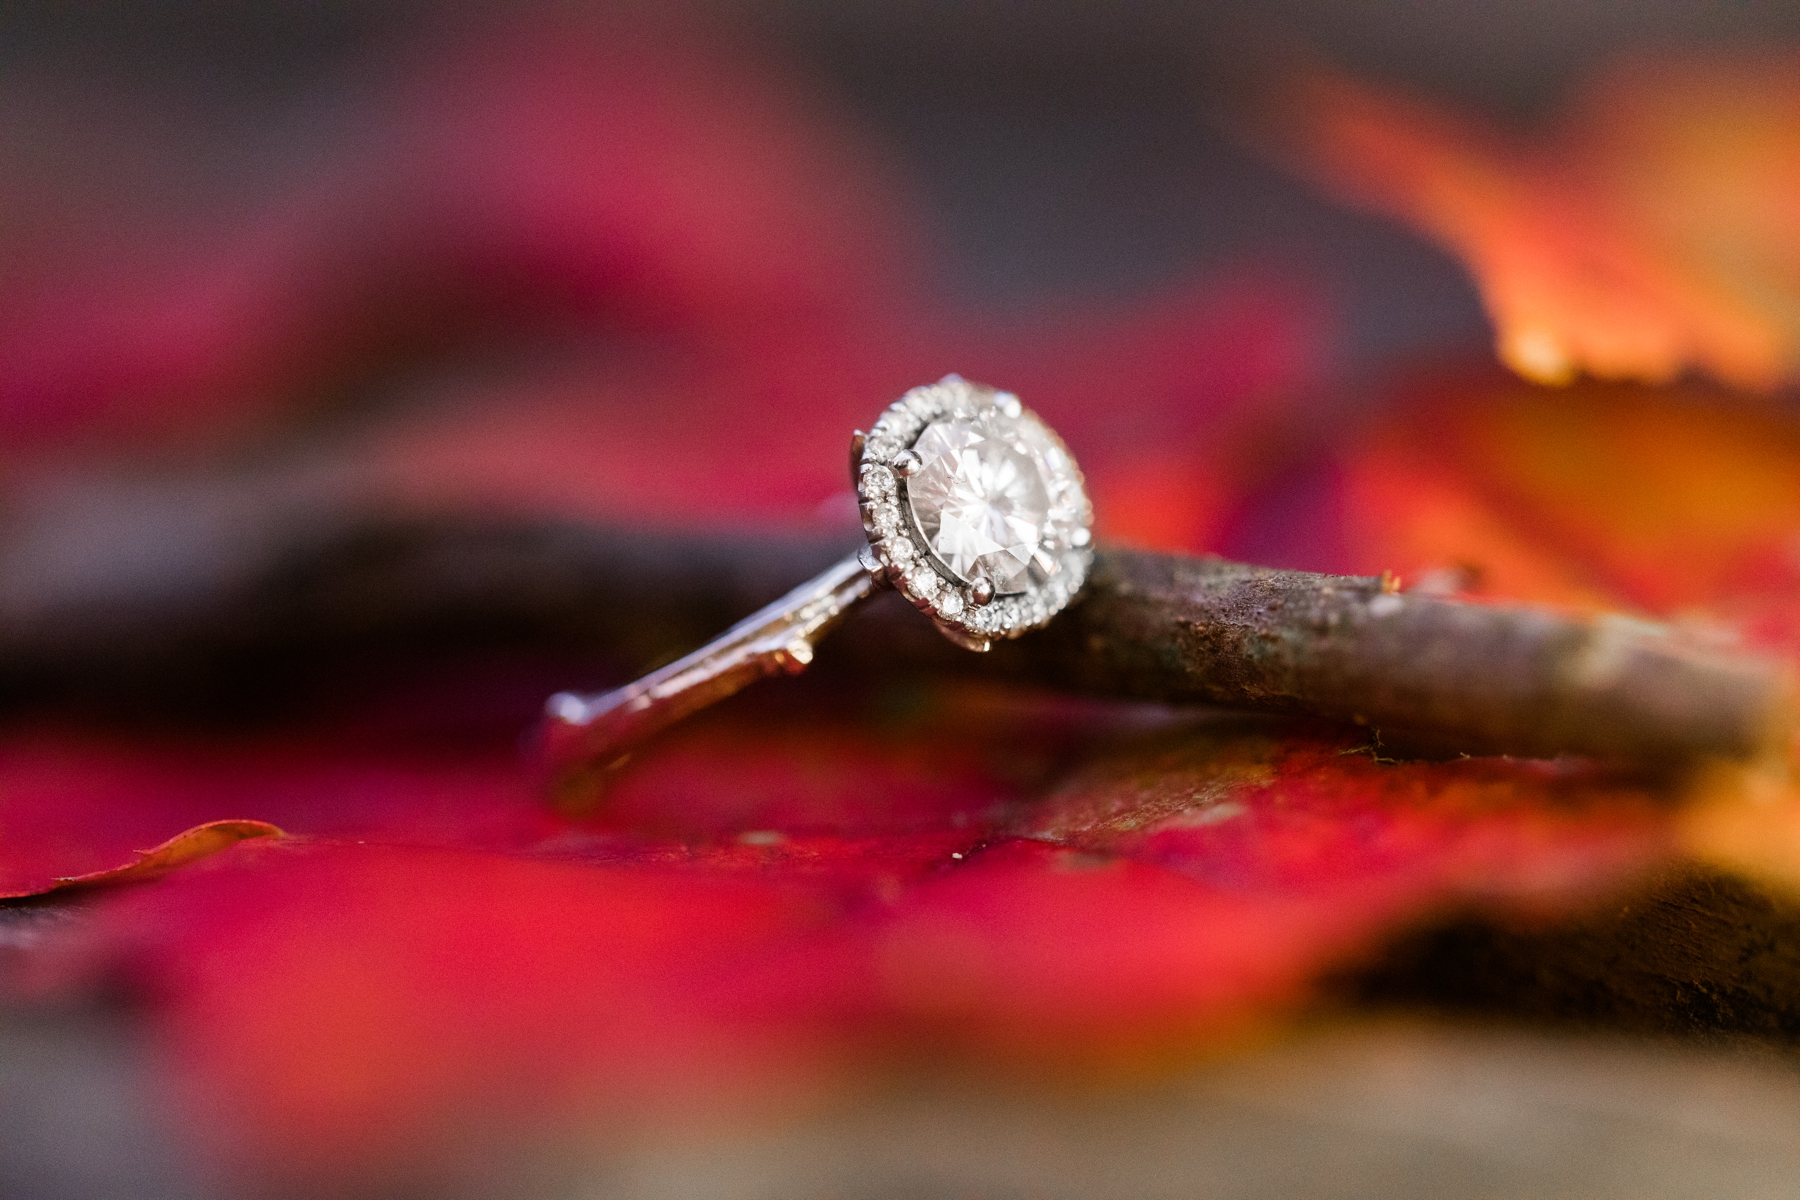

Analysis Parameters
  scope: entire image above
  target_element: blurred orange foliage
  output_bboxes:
[1274,57,1800,390]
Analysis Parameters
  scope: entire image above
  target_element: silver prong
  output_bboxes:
[856,542,891,586]
[849,430,866,483]
[1071,526,1092,547]
[994,391,1023,418]
[970,575,995,607]
[891,449,923,477]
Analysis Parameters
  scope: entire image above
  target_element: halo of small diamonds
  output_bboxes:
[855,376,1094,647]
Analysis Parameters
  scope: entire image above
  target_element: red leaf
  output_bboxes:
[15,716,1680,1174]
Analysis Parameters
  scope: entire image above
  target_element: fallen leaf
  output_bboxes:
[0,819,285,901]
[32,718,1679,1176]
[1269,58,1800,389]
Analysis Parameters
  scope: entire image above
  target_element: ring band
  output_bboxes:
[539,376,1094,795]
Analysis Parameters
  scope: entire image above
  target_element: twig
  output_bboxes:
[1002,550,1790,766]
[0,508,1785,766]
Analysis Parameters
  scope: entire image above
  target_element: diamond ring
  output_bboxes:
[539,375,1094,791]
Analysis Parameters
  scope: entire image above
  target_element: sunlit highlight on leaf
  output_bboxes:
[1273,59,1800,390]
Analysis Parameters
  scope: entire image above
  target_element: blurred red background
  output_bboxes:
[4,4,1800,1197]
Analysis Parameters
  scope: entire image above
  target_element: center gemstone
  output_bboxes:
[905,419,1051,593]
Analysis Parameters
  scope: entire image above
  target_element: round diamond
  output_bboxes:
[861,466,895,498]
[902,566,940,600]
[905,415,1053,594]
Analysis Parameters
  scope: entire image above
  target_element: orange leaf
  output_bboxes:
[0,819,284,900]
[1339,379,1800,628]
[1271,57,1800,390]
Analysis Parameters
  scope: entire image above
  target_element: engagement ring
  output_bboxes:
[540,375,1094,789]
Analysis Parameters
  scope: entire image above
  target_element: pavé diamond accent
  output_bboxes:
[861,465,895,498]
[903,565,940,601]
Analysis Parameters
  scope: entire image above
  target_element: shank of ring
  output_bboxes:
[537,550,877,802]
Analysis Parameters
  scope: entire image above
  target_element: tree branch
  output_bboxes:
[0,507,1785,766]
[1007,550,1790,765]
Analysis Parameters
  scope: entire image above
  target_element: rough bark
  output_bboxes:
[1007,550,1791,766]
